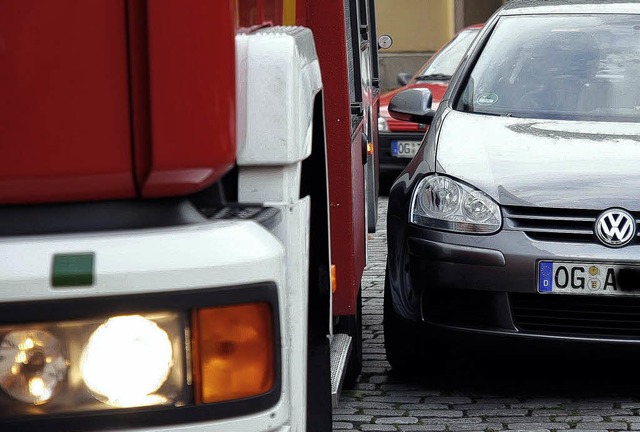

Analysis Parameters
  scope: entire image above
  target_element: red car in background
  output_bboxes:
[378,24,482,177]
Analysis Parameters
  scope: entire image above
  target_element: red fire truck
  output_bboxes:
[0,0,382,430]
[295,0,383,394]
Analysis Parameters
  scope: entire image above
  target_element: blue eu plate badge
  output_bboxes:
[391,141,398,155]
[539,261,553,292]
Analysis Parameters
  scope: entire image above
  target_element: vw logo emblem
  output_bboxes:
[595,208,637,247]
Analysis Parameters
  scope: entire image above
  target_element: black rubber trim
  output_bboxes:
[204,204,282,231]
[0,199,282,237]
[408,237,506,267]
[124,0,142,197]
[0,198,207,237]
[0,283,282,431]
[426,320,640,347]
[378,131,426,141]
[303,92,333,432]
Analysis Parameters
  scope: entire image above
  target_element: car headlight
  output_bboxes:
[410,175,501,233]
[378,116,389,132]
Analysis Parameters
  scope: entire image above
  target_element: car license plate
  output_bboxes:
[391,141,421,158]
[538,261,640,295]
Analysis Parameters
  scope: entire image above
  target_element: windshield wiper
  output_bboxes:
[415,73,452,81]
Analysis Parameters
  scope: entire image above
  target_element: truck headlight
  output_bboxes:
[81,315,174,408]
[410,175,501,233]
[0,312,186,414]
[0,300,277,421]
[0,330,67,405]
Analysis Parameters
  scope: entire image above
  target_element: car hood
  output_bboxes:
[436,110,640,211]
[381,81,447,132]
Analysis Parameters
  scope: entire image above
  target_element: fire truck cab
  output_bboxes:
[0,0,380,431]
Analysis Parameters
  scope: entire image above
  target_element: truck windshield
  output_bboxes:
[456,15,640,122]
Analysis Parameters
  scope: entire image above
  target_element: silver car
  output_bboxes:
[385,0,640,371]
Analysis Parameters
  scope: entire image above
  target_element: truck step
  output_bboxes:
[330,333,352,407]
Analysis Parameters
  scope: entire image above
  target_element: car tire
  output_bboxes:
[383,263,429,373]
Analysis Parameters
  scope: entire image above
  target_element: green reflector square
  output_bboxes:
[52,253,94,287]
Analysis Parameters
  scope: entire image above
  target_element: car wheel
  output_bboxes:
[383,263,433,373]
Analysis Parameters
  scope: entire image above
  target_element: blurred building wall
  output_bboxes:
[461,0,504,30]
[377,0,455,52]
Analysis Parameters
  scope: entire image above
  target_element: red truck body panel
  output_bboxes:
[0,1,135,204]
[0,0,236,204]
[136,0,236,197]
[299,0,366,315]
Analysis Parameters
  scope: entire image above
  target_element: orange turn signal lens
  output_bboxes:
[331,265,337,293]
[192,303,274,404]
[367,142,374,155]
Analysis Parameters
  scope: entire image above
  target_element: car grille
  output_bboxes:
[503,206,640,243]
[511,293,640,338]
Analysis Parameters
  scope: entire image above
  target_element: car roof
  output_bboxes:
[500,0,640,16]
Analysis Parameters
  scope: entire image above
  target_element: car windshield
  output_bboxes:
[456,15,640,122]
[416,29,479,80]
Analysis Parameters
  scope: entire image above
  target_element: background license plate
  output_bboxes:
[538,261,640,295]
[391,141,420,158]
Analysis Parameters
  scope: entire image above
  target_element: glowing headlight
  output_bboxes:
[81,315,174,407]
[0,297,278,422]
[0,330,68,405]
[378,116,389,132]
[0,312,185,418]
[410,175,501,233]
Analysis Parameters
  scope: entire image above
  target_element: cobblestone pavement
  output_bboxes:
[333,197,640,432]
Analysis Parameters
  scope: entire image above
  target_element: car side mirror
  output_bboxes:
[397,72,412,86]
[388,88,436,125]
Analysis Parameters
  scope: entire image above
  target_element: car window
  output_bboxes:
[456,15,640,122]
[416,29,479,80]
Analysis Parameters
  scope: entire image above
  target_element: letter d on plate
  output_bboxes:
[539,261,553,292]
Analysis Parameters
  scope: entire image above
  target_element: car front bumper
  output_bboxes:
[406,224,640,344]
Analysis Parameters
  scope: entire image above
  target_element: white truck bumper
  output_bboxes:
[0,219,297,432]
